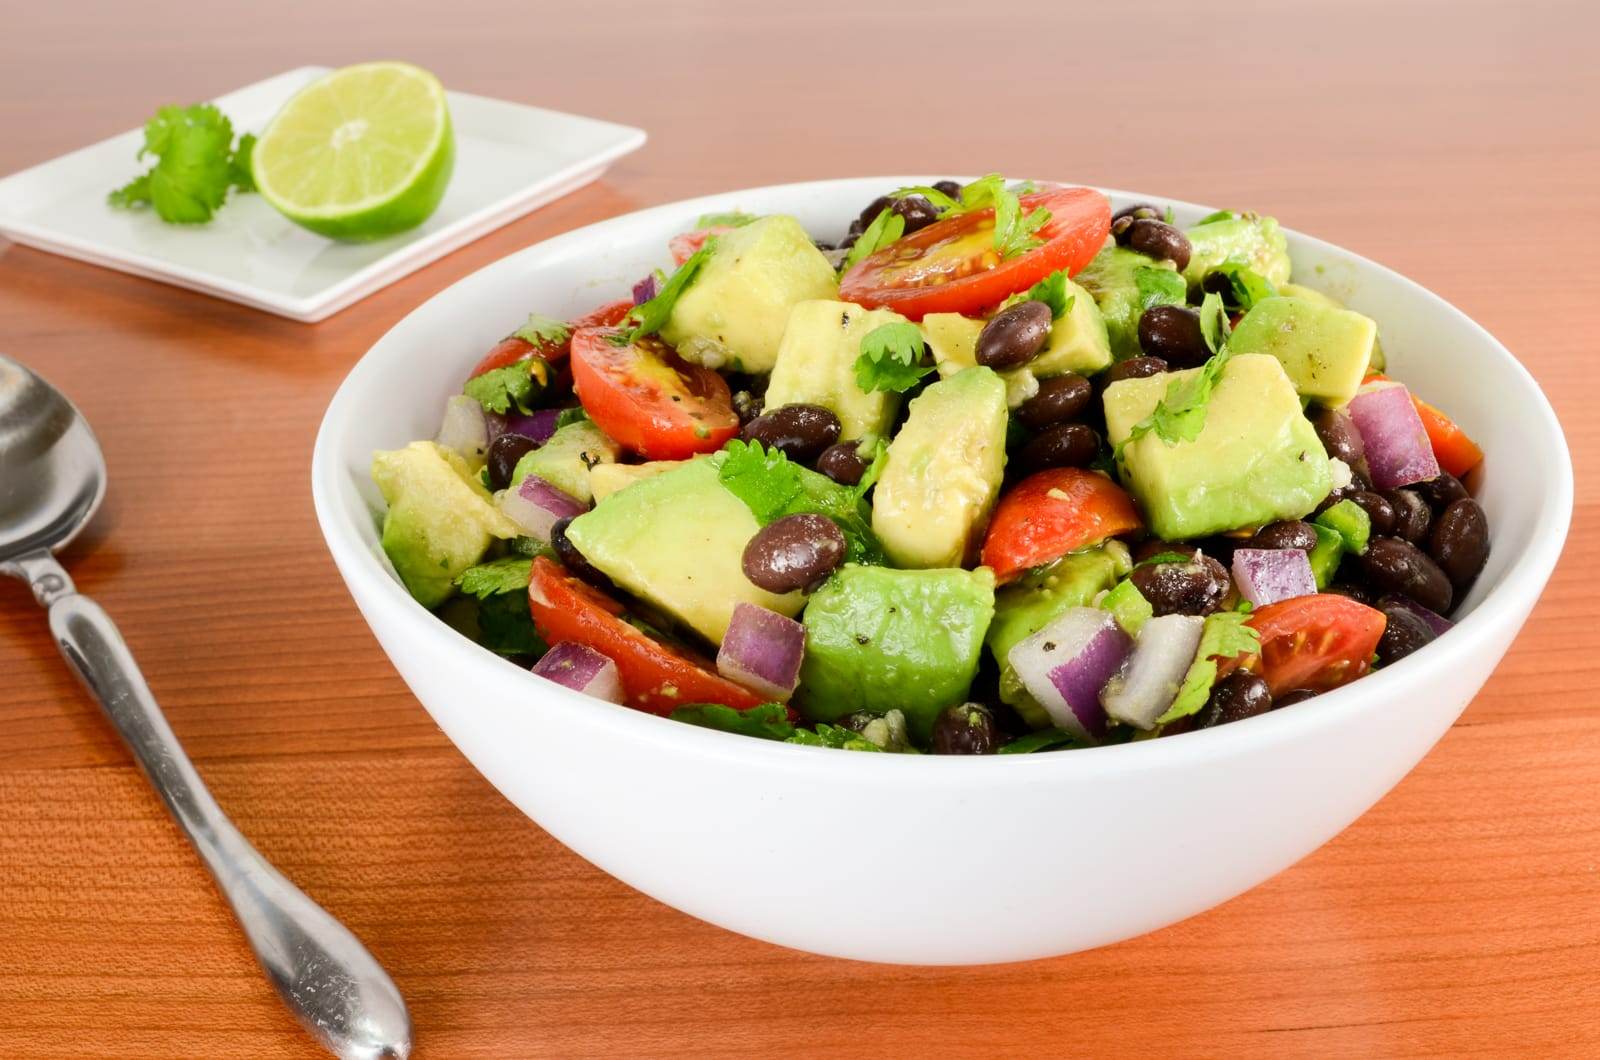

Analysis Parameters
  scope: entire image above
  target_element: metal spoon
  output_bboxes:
[0,355,412,1060]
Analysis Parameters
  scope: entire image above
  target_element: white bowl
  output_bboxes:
[312,179,1572,965]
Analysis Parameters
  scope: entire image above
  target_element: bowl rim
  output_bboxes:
[311,176,1574,777]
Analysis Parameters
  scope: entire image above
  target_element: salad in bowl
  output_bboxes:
[370,175,1489,756]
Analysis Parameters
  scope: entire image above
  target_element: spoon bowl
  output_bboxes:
[0,355,105,561]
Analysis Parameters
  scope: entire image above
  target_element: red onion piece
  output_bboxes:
[1231,548,1318,607]
[493,407,563,446]
[1008,607,1131,741]
[1379,593,1454,637]
[1347,383,1440,489]
[531,642,624,703]
[436,394,489,464]
[1101,614,1206,729]
[497,474,586,541]
[632,274,661,305]
[716,602,806,701]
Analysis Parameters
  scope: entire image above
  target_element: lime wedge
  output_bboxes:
[253,62,454,241]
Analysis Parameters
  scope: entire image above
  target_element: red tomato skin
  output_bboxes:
[468,299,633,379]
[839,187,1111,320]
[981,469,1143,582]
[1239,595,1388,697]
[669,226,735,266]
[569,327,739,460]
[527,557,764,713]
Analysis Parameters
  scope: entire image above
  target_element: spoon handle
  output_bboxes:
[14,552,412,1060]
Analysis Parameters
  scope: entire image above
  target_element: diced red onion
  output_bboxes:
[632,274,661,304]
[493,407,563,446]
[1008,607,1131,742]
[1101,614,1206,730]
[716,602,806,701]
[1231,548,1318,607]
[1379,593,1454,638]
[1347,383,1440,489]
[436,394,489,463]
[497,474,586,540]
[531,642,624,703]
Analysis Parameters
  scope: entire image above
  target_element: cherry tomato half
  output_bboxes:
[668,225,736,267]
[569,326,740,460]
[469,299,633,379]
[980,468,1143,583]
[839,187,1111,320]
[527,557,764,713]
[1234,594,1388,697]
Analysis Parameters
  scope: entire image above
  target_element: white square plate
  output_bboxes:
[0,67,645,321]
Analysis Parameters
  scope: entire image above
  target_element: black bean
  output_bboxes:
[1016,373,1093,431]
[1129,554,1231,617]
[1197,672,1273,728]
[1359,537,1453,614]
[1414,472,1470,512]
[1376,603,1437,666]
[731,389,764,425]
[1384,489,1433,544]
[1248,519,1319,552]
[1429,498,1489,593]
[932,180,964,199]
[931,703,1000,754]
[1312,408,1366,468]
[976,300,1053,369]
[1326,582,1379,607]
[816,441,872,486]
[1347,490,1397,537]
[1112,202,1166,225]
[1104,356,1169,385]
[742,403,841,465]
[1274,688,1320,708]
[486,433,540,491]
[1315,483,1359,516]
[1137,305,1210,368]
[551,517,613,591]
[741,513,846,594]
[1200,271,1233,299]
[858,194,938,235]
[1019,423,1100,472]
[1125,219,1193,271]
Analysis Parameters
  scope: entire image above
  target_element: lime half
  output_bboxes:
[253,62,454,241]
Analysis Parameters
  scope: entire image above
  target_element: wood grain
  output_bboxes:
[2,0,1599,1056]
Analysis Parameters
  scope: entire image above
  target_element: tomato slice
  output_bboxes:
[569,326,740,460]
[1237,595,1387,697]
[1361,372,1483,479]
[468,299,633,379]
[981,468,1142,583]
[839,187,1111,320]
[668,225,735,266]
[527,557,764,713]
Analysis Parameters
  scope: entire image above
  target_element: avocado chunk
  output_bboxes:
[986,545,1131,729]
[871,366,1009,569]
[660,215,839,374]
[1227,296,1376,407]
[1103,353,1332,540]
[588,460,686,503]
[797,564,996,741]
[765,299,907,438]
[1182,213,1292,288]
[510,419,620,505]
[1074,244,1181,357]
[371,441,521,608]
[922,280,1110,406]
[1281,282,1387,372]
[563,457,802,642]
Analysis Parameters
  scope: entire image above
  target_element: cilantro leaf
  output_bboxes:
[998,728,1080,754]
[1117,293,1235,454]
[454,557,534,600]
[1198,290,1231,354]
[1024,270,1075,319]
[852,437,889,501]
[840,207,906,273]
[474,591,547,656]
[669,702,794,740]
[1207,262,1278,312]
[853,322,933,394]
[1133,266,1187,312]
[786,724,883,752]
[1195,209,1236,226]
[1156,611,1261,724]
[889,184,962,213]
[463,360,545,415]
[945,174,1051,260]
[694,210,757,229]
[107,104,254,224]
[615,239,716,344]
[716,440,883,564]
[553,406,591,431]
[511,536,557,560]
[513,312,571,348]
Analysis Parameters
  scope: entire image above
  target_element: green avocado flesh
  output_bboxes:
[797,564,996,741]
[660,215,839,374]
[1227,295,1376,407]
[511,419,619,505]
[765,298,907,438]
[1182,214,1292,288]
[1103,354,1333,540]
[563,457,802,642]
[1074,244,1176,358]
[373,441,519,608]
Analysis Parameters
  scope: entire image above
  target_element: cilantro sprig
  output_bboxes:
[1206,263,1278,312]
[513,312,572,348]
[716,440,882,564]
[108,104,256,224]
[613,238,717,345]
[454,557,533,600]
[1133,266,1187,312]
[853,322,934,394]
[1116,292,1234,454]
[1155,611,1261,724]
[890,174,1052,260]
[840,207,906,273]
[463,357,548,415]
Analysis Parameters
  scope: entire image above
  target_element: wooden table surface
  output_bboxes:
[3,0,1598,1055]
